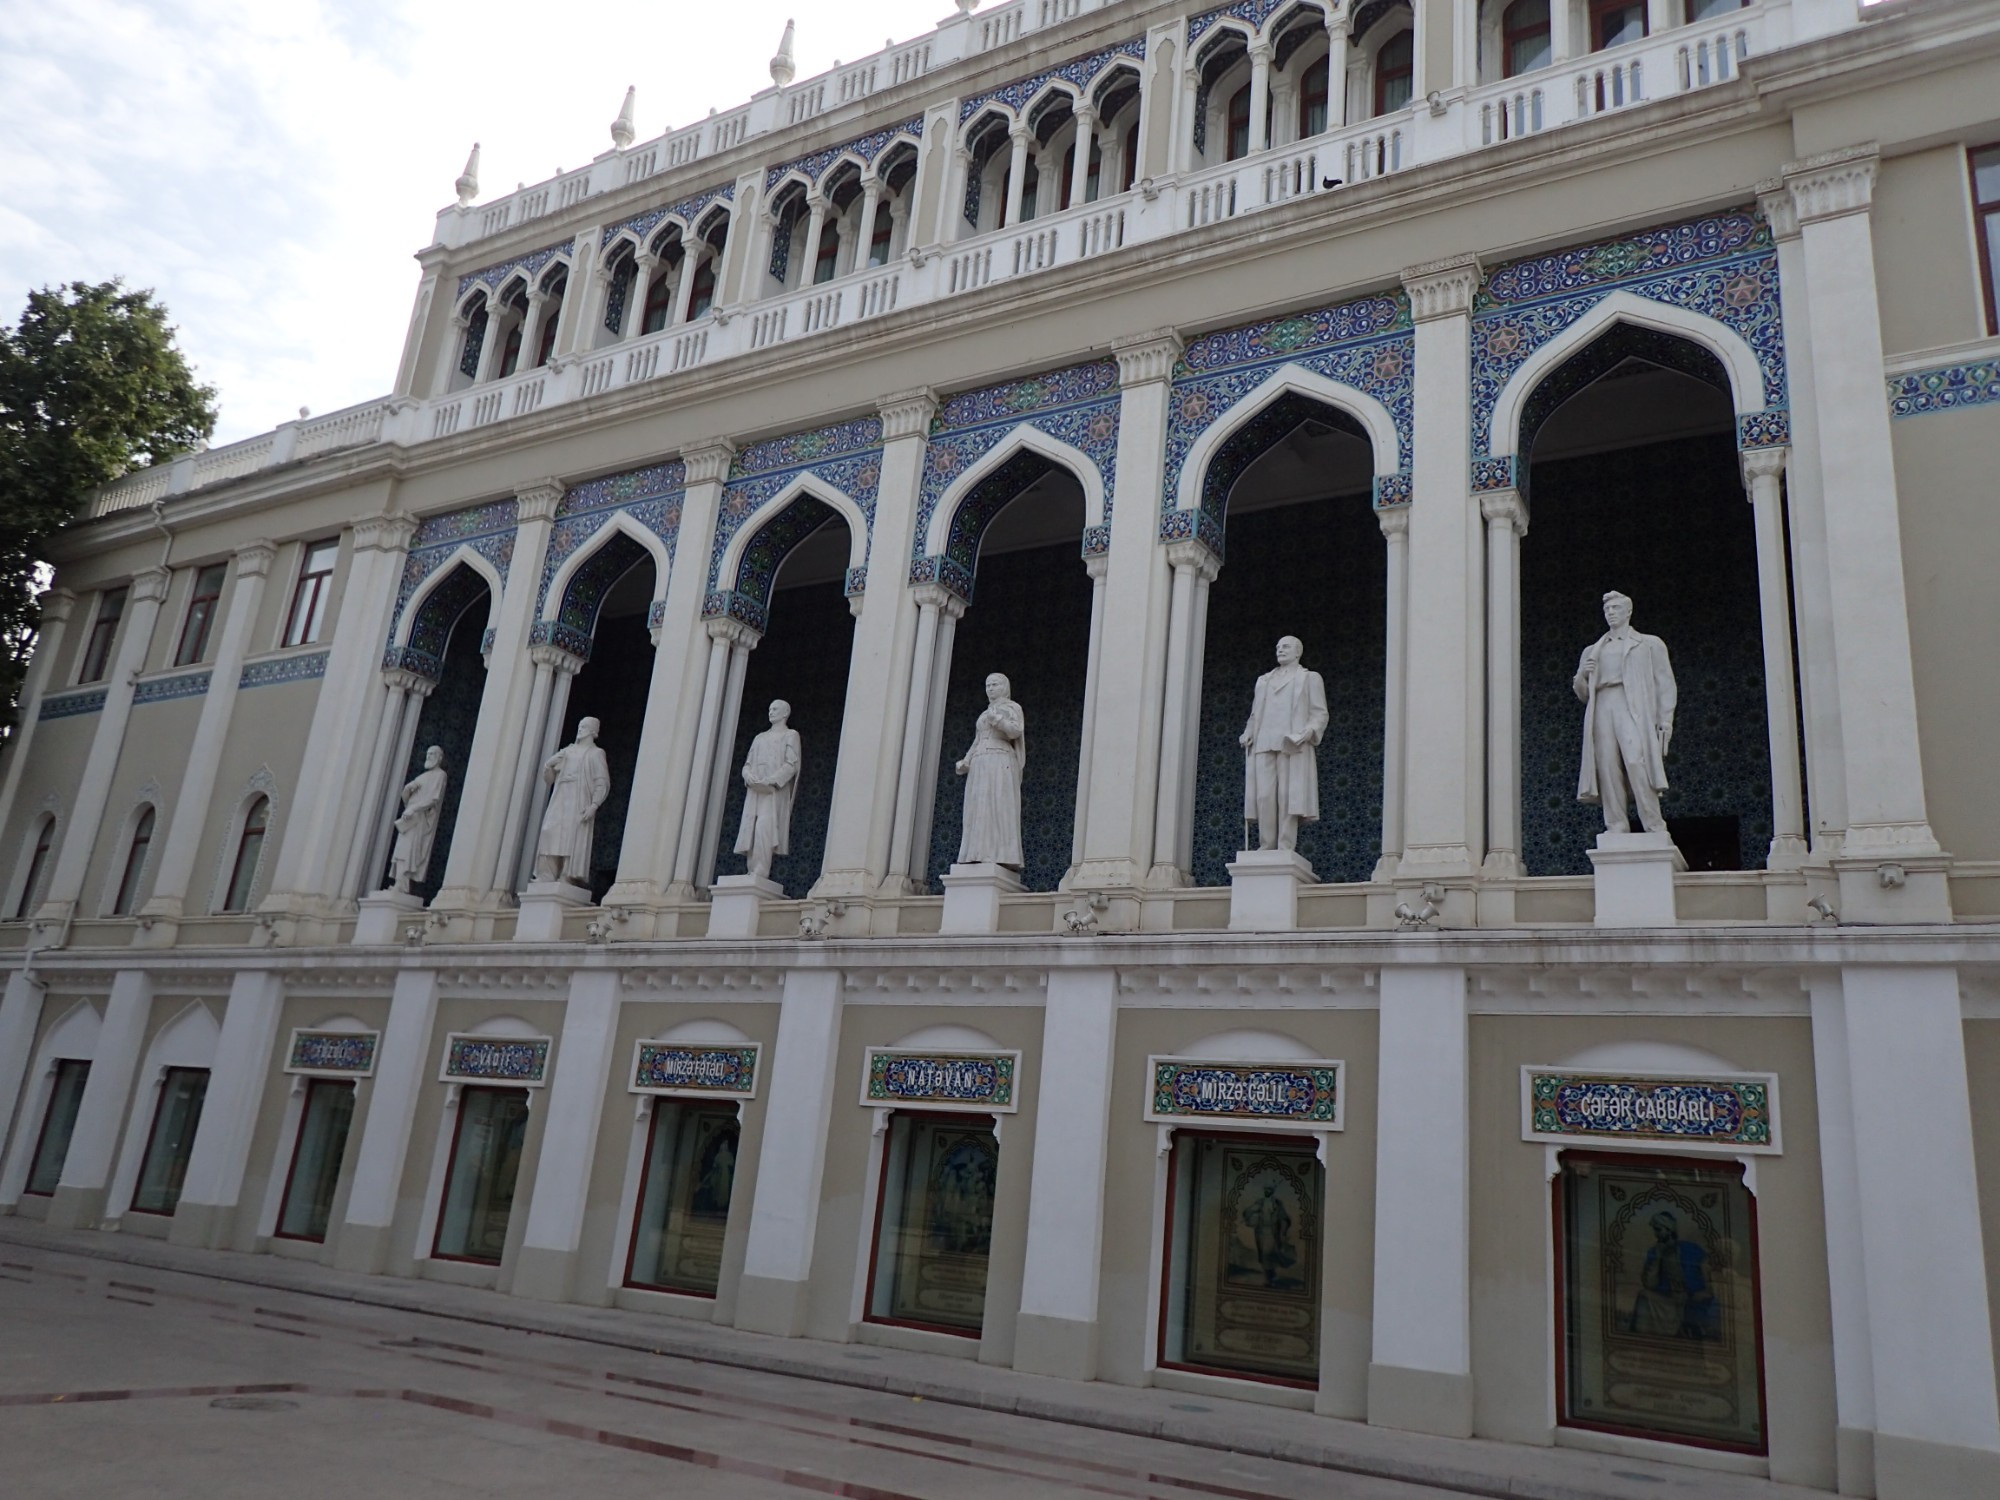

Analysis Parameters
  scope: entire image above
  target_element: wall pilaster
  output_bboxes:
[45,967,150,1230]
[169,968,284,1249]
[0,588,75,857]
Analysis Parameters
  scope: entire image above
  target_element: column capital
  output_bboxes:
[684,441,737,486]
[705,615,762,649]
[1248,37,1274,63]
[1073,101,1098,126]
[37,587,77,626]
[1084,553,1110,581]
[1164,537,1221,581]
[1401,253,1482,321]
[131,567,172,605]
[1478,488,1528,535]
[234,539,279,578]
[1009,121,1035,145]
[1739,445,1789,487]
[879,389,938,440]
[1784,145,1878,226]
[1376,504,1410,539]
[383,667,437,698]
[911,582,968,618]
[351,513,418,554]
[529,643,586,675]
[514,478,566,522]
[1753,178,1799,242]
[1113,329,1184,387]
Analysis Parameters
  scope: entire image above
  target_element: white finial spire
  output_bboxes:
[610,85,636,149]
[455,143,481,206]
[769,18,796,87]
[955,0,980,15]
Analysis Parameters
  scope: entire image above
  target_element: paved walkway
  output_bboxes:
[0,1219,1831,1499]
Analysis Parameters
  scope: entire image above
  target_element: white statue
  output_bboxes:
[1239,635,1328,853]
[734,700,801,881]
[387,745,448,894]
[535,717,611,885]
[1574,591,1677,835]
[954,672,1025,868]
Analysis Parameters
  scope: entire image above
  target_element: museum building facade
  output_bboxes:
[2,0,1999,1492]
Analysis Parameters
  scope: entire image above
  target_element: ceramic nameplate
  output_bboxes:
[1522,1067,1780,1152]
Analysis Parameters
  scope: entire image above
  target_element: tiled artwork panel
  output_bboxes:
[558,611,655,901]
[713,577,857,900]
[397,601,490,902]
[923,541,1096,894]
[1521,434,1772,875]
[1191,493,1384,887]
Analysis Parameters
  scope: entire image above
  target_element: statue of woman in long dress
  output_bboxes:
[954,673,1025,869]
[387,745,448,894]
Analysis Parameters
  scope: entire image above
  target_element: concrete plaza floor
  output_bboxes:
[0,1220,1831,1499]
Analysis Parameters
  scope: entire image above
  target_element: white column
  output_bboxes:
[623,255,657,339]
[516,290,549,369]
[1740,448,1808,870]
[943,148,973,243]
[1003,125,1032,227]
[735,968,844,1337]
[1396,256,1484,885]
[332,966,438,1274]
[1150,540,1219,885]
[35,568,169,936]
[1069,105,1097,205]
[514,968,622,1302]
[0,589,76,854]
[817,392,937,900]
[1836,966,2000,1496]
[1644,0,1674,40]
[1177,67,1201,170]
[671,251,702,325]
[45,967,151,1230]
[853,180,884,271]
[1376,506,1409,879]
[140,541,278,936]
[169,968,283,1249]
[696,630,755,889]
[515,658,579,892]
[1071,557,1110,870]
[1014,968,1118,1379]
[473,302,507,382]
[884,588,956,888]
[1807,974,1876,1496]
[1548,0,1574,64]
[432,313,471,394]
[1247,40,1273,154]
[0,969,47,1176]
[798,194,828,286]
[346,671,430,901]
[1480,491,1526,879]
[1784,148,1944,921]
[1368,964,1471,1438]
[1326,16,1349,130]
[908,605,959,879]
[493,648,561,895]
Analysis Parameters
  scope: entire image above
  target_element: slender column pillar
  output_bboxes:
[908,604,959,879]
[45,968,151,1230]
[140,542,278,938]
[0,969,47,1176]
[0,588,75,852]
[550,230,599,359]
[1150,540,1219,887]
[432,481,562,910]
[514,655,579,892]
[1413,0,1459,98]
[332,966,438,1274]
[886,198,909,260]
[818,392,937,900]
[943,148,973,243]
[1376,505,1409,879]
[696,629,755,889]
[884,588,960,888]
[1177,68,1201,170]
[1071,557,1110,870]
[1784,147,1945,920]
[1003,125,1032,228]
[347,671,432,900]
[1069,105,1097,205]
[798,195,828,287]
[670,628,735,891]
[473,305,507,382]
[1368,964,1472,1438]
[671,252,701,326]
[433,314,471,394]
[35,568,169,937]
[1397,256,1484,883]
[1073,332,1182,891]
[169,969,284,1249]
[514,968,622,1303]
[516,291,549,370]
[492,647,566,896]
[1480,491,1526,879]
[623,255,657,339]
[853,181,884,274]
[735,968,843,1337]
[1247,40,1273,154]
[1740,448,1808,870]
[1807,974,1877,1495]
[1326,16,1349,129]
[1547,0,1574,65]
[1014,969,1118,1378]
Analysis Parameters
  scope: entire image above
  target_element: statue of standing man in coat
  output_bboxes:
[1574,591,1677,835]
[1240,636,1329,853]
[735,700,801,881]
[535,717,610,885]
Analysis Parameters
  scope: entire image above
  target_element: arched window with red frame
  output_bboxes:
[1375,31,1414,116]
[1590,0,1646,50]
[1504,0,1552,76]
[1121,123,1140,192]
[1226,83,1253,160]
[1300,63,1330,138]
[641,266,673,334]
[687,258,717,320]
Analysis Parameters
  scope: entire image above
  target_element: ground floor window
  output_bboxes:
[130,1067,209,1216]
[625,1100,740,1296]
[433,1086,529,1263]
[1160,1132,1322,1386]
[1555,1152,1765,1453]
[276,1079,357,1242]
[865,1112,998,1337]
[24,1059,90,1196]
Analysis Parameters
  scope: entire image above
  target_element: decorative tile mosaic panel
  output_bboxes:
[285,1029,380,1076]
[1524,1067,1779,1152]
[384,562,490,680]
[766,118,924,193]
[1470,207,1788,485]
[534,462,684,625]
[708,420,883,616]
[1520,435,1772,876]
[440,1033,552,1086]
[395,598,490,901]
[1146,1056,1344,1128]
[1187,0,1296,47]
[957,37,1147,123]
[861,1048,1020,1112]
[542,530,655,661]
[133,671,212,706]
[600,183,735,250]
[1887,358,2000,417]
[38,689,108,721]
[456,239,575,303]
[629,1042,760,1099]
[389,498,518,653]
[239,652,329,689]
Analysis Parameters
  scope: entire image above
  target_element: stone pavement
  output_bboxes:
[0,1218,1832,1500]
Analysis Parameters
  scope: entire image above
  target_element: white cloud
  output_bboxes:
[0,0,950,442]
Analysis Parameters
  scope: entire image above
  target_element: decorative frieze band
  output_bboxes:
[1887,358,2000,418]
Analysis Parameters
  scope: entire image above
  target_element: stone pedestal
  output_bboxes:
[707,874,782,939]
[353,890,423,945]
[514,880,590,942]
[939,861,1023,935]
[1587,832,1684,927]
[1227,848,1313,931]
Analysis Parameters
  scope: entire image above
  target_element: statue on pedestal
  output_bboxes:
[1239,636,1327,852]
[735,700,801,881]
[535,717,610,885]
[387,746,448,894]
[955,672,1025,868]
[1574,591,1677,834]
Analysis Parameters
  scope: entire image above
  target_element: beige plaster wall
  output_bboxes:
[1965,1019,2000,1393]
[1873,146,1984,358]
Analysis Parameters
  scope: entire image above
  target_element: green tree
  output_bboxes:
[0,280,217,729]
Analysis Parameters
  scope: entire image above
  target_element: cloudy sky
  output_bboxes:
[0,0,950,444]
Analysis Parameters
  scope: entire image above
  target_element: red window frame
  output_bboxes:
[1973,144,2000,337]
[1121,124,1140,192]
[282,540,338,647]
[1300,64,1330,138]
[128,1067,209,1216]
[24,1058,90,1196]
[174,562,227,666]
[430,1084,531,1265]
[688,259,717,320]
[861,1109,998,1340]
[1374,31,1414,117]
[533,301,560,367]
[1683,0,1748,20]
[1225,83,1252,161]
[621,1098,740,1297]
[1590,0,1648,51]
[1503,0,1553,77]
[77,586,127,684]
[274,1077,357,1243]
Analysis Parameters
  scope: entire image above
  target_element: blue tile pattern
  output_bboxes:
[957,38,1147,123]
[38,688,108,722]
[133,671,213,706]
[1188,0,1296,46]
[631,1043,759,1097]
[384,562,491,679]
[765,117,925,193]
[239,652,329,689]
[389,499,518,656]
[535,461,685,622]
[599,183,735,251]
[455,239,575,303]
[442,1035,551,1084]
[286,1031,379,1074]
[706,420,884,622]
[864,1049,1017,1109]
[1887,358,2000,417]
[391,603,488,902]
